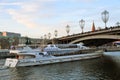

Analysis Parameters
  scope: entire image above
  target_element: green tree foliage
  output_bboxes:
[25,37,32,45]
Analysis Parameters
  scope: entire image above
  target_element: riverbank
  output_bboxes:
[104,47,120,52]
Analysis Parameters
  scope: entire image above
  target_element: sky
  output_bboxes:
[0,0,120,38]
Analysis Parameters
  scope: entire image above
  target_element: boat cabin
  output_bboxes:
[16,54,35,59]
[10,50,36,59]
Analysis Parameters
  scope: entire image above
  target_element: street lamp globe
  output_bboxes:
[116,22,120,26]
[79,19,85,33]
[66,25,70,35]
[48,32,51,39]
[54,30,58,38]
[101,10,109,28]
[40,36,43,39]
[44,34,47,39]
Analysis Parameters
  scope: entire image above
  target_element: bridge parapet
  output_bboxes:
[59,26,120,40]
[58,26,120,39]
[52,26,120,46]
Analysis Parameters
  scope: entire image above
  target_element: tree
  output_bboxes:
[25,37,32,45]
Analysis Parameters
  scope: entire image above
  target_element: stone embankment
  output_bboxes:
[99,47,120,52]
[0,49,14,59]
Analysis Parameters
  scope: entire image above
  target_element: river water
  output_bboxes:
[0,52,120,80]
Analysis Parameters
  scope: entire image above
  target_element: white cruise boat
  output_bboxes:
[44,44,89,55]
[4,45,103,67]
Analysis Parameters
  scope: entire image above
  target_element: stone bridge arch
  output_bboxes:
[69,35,120,44]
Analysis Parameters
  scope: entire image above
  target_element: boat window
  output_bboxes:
[20,51,27,53]
[39,53,44,55]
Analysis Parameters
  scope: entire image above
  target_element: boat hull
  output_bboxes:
[4,51,103,67]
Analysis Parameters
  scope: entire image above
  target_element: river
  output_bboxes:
[0,52,120,80]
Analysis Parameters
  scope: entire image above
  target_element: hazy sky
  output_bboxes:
[0,0,120,38]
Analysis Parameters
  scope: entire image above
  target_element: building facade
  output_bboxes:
[2,31,21,37]
[19,37,42,45]
[0,31,43,49]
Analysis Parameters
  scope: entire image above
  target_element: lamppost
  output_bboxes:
[40,36,43,44]
[116,22,120,26]
[40,36,44,51]
[54,30,58,38]
[48,32,51,39]
[44,34,47,39]
[44,34,47,45]
[53,30,58,44]
[79,19,85,33]
[40,36,43,40]
[66,25,70,35]
[101,10,109,28]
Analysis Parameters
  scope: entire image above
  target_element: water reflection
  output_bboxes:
[9,67,34,80]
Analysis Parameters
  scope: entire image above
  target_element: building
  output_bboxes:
[19,37,42,45]
[0,31,43,49]
[0,32,2,36]
[2,31,21,37]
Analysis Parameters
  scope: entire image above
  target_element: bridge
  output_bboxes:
[50,26,120,47]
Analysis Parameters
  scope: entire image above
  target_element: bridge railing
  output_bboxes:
[59,26,120,39]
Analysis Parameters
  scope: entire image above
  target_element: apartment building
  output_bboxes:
[2,31,21,37]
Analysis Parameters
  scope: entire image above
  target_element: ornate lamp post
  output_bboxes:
[40,36,44,51]
[53,30,58,44]
[40,36,43,44]
[54,30,58,38]
[116,22,120,26]
[79,19,85,33]
[101,10,109,28]
[43,34,47,45]
[44,34,47,39]
[66,25,70,35]
[48,32,51,39]
[40,36,43,39]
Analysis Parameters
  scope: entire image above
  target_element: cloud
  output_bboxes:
[20,3,41,12]
[0,2,21,6]
[4,0,56,29]
[69,0,98,2]
[7,9,38,28]
[1,0,108,38]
